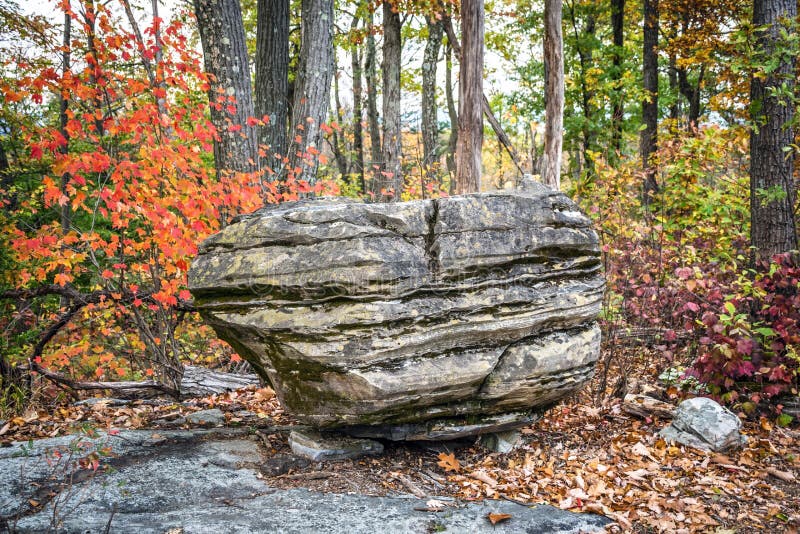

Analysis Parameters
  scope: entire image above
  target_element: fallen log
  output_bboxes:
[179,365,260,397]
[622,393,675,420]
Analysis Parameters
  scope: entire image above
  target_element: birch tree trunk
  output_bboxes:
[289,0,335,184]
[194,0,258,176]
[454,0,483,194]
[542,0,563,191]
[256,0,289,166]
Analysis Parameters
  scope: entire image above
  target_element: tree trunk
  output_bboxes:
[365,10,381,171]
[256,0,290,167]
[289,0,335,184]
[422,16,443,173]
[750,0,798,258]
[454,0,484,194]
[150,0,168,125]
[641,0,659,200]
[331,56,349,178]
[542,0,563,190]
[443,16,523,177]
[351,14,366,192]
[121,0,168,125]
[566,3,596,175]
[677,65,703,129]
[194,0,258,176]
[84,1,105,137]
[179,365,260,398]
[59,4,71,235]
[445,42,458,185]
[668,50,680,121]
[610,0,625,157]
[378,0,402,200]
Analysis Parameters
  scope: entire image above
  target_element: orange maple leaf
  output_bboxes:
[437,452,461,472]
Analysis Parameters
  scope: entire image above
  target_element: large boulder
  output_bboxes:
[188,182,604,439]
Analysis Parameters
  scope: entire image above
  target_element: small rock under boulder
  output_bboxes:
[189,182,604,439]
[479,430,523,454]
[659,397,747,452]
[289,429,384,461]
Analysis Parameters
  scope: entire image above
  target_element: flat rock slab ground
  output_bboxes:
[1,429,610,533]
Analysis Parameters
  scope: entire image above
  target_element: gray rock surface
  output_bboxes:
[0,430,610,533]
[289,429,384,461]
[659,397,747,452]
[189,186,604,437]
[186,408,226,426]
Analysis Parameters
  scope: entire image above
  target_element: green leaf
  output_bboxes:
[776,414,793,427]
[724,302,736,315]
[754,327,775,337]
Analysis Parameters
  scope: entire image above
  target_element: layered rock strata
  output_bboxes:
[189,182,604,439]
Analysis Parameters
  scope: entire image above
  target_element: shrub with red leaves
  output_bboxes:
[688,254,800,410]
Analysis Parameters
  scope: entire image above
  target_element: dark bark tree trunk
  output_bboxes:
[565,1,594,175]
[376,1,403,200]
[750,0,798,258]
[422,16,443,172]
[59,4,71,234]
[610,0,625,157]
[289,0,335,183]
[351,14,366,192]
[454,0,484,194]
[365,10,382,171]
[641,0,659,200]
[543,0,563,190]
[194,0,258,175]
[84,0,105,137]
[677,65,703,128]
[675,12,702,129]
[331,55,350,178]
[668,50,680,121]
[256,0,290,167]
[445,42,458,185]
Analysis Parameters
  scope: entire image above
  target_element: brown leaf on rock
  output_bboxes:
[486,512,512,525]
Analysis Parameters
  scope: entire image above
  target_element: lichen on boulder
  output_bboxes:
[188,182,604,439]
